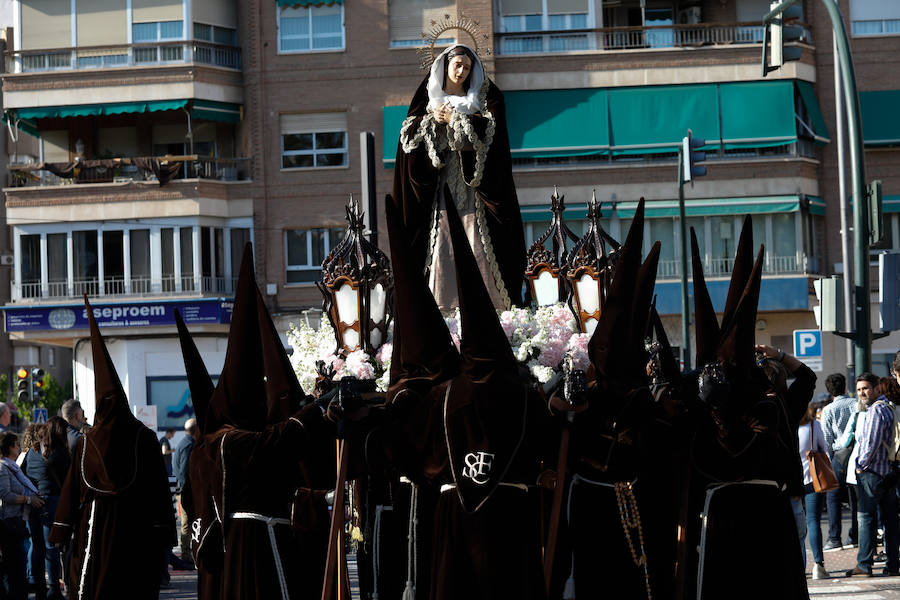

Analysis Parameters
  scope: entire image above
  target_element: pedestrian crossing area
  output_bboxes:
[809,577,900,599]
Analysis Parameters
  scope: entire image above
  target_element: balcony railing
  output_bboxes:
[7,40,241,73]
[495,21,811,55]
[7,155,253,188]
[657,254,815,279]
[14,276,238,301]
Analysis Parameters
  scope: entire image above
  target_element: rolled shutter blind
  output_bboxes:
[389,0,456,44]
[500,0,542,16]
[280,112,348,134]
[547,0,588,15]
[22,0,72,49]
[76,0,128,46]
[132,0,183,23]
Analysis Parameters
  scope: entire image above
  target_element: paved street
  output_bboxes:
[159,508,900,600]
[808,509,900,599]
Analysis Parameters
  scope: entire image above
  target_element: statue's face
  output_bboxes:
[446,55,472,87]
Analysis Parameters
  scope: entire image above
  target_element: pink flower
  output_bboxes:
[450,332,461,350]
[376,342,393,365]
[567,333,591,371]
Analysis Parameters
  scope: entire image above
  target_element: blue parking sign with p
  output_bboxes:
[793,329,822,358]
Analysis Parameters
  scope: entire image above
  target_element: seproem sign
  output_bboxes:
[3,299,233,332]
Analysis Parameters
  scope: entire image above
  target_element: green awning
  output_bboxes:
[808,195,826,216]
[720,81,796,149]
[521,203,605,222]
[383,80,821,166]
[1,113,40,138]
[506,88,609,158]
[277,0,342,6]
[383,105,409,165]
[520,196,807,222]
[885,195,900,214]
[192,100,241,123]
[609,195,806,218]
[861,90,900,147]
[9,100,188,121]
[609,84,719,154]
[796,81,830,145]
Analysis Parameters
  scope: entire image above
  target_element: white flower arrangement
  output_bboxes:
[287,303,590,393]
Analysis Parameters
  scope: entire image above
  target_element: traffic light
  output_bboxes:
[813,276,845,333]
[682,129,706,184]
[869,180,884,246]
[16,368,30,404]
[880,252,900,332]
[763,1,804,76]
[31,368,44,405]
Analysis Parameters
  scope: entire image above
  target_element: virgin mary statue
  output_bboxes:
[391,41,526,311]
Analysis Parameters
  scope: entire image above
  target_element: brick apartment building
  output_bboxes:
[1,0,898,419]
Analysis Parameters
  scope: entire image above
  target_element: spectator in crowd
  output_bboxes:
[60,400,84,455]
[0,432,44,599]
[173,418,197,567]
[159,428,175,477]
[26,417,70,600]
[0,404,11,433]
[18,424,46,600]
[820,373,857,551]
[846,373,898,577]
[894,350,900,386]
[799,401,829,579]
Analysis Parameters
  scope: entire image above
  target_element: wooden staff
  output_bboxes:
[543,411,573,596]
[321,439,351,600]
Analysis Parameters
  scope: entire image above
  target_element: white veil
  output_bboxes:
[426,44,485,115]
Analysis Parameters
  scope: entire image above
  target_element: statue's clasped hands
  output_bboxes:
[435,102,453,124]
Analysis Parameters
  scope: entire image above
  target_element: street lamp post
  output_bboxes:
[765,0,872,373]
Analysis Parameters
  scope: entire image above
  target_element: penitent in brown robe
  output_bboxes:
[49,299,175,599]
[184,243,334,600]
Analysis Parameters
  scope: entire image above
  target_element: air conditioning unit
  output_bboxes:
[678,6,702,24]
[0,254,14,266]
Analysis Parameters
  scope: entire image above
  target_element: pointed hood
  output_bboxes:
[720,215,754,335]
[633,241,661,342]
[691,227,720,368]
[648,301,681,385]
[82,296,144,492]
[385,193,459,402]
[442,197,528,514]
[255,283,307,424]
[717,246,764,368]
[174,309,216,434]
[208,243,267,431]
[444,197,517,381]
[588,198,646,379]
[86,296,128,424]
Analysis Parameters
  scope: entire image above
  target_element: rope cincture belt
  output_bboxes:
[439,482,530,493]
[231,511,292,600]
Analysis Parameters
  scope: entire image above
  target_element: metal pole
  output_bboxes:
[678,147,692,372]
[820,0,871,374]
[833,33,854,380]
[359,132,378,247]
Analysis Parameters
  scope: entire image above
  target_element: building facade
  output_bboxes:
[4,0,899,416]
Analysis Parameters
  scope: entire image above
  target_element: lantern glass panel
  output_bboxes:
[584,317,598,337]
[342,328,360,350]
[533,268,559,306]
[370,329,383,349]
[575,272,600,314]
[370,282,387,323]
[335,282,359,325]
